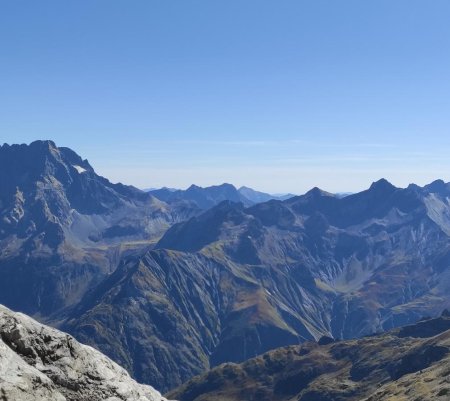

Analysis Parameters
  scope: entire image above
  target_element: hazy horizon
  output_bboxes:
[2,1,450,193]
[3,138,449,196]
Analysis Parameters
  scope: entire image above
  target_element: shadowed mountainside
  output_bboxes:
[168,311,450,401]
[0,140,197,318]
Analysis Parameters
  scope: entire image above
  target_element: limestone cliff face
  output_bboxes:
[0,305,170,401]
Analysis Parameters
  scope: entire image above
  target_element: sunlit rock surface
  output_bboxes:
[0,305,170,401]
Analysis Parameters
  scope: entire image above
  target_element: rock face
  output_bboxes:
[0,304,169,401]
[65,179,450,391]
[0,140,197,318]
[167,312,450,401]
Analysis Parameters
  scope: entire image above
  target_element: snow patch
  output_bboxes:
[73,165,87,174]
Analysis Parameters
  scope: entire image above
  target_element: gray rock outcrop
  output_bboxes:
[0,305,170,401]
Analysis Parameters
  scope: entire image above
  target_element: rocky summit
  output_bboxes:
[0,140,197,318]
[0,304,169,401]
[168,311,450,401]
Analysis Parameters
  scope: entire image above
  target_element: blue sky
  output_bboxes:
[1,1,450,193]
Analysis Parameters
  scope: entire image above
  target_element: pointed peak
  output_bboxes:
[425,179,447,193]
[369,178,396,192]
[304,187,334,197]
[187,184,202,191]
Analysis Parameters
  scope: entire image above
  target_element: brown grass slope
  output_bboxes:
[167,312,450,401]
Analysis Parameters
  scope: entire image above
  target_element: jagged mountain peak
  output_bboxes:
[368,178,397,193]
[150,182,252,209]
[1,139,56,150]
[304,186,335,198]
[0,139,93,184]
[187,182,236,190]
[424,179,450,195]
[0,141,198,317]
[186,183,202,190]
[28,138,57,150]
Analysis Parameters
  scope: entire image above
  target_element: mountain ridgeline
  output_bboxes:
[148,184,295,209]
[0,140,197,317]
[168,311,450,401]
[1,140,450,393]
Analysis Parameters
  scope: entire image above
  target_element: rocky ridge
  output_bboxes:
[0,140,197,318]
[0,304,170,401]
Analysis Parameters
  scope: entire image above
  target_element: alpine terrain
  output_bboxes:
[0,304,170,401]
[1,141,450,393]
[168,311,450,401]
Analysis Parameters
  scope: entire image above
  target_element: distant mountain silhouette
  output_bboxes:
[149,184,296,209]
[238,186,296,202]
[149,183,253,209]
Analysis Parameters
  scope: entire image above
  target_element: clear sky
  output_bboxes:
[1,1,450,194]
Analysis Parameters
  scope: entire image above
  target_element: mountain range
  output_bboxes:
[64,177,450,391]
[1,140,450,394]
[148,184,295,210]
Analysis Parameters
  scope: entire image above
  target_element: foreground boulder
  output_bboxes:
[0,305,170,401]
